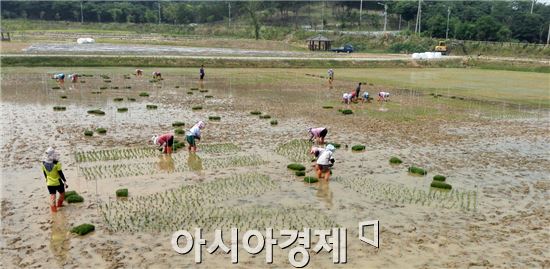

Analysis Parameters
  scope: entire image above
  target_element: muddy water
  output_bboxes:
[1,68,549,268]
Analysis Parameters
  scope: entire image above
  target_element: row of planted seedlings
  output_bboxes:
[75,147,160,163]
[333,176,477,211]
[99,173,337,233]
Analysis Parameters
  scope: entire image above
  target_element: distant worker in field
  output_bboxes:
[316,144,336,181]
[136,69,143,77]
[342,92,352,104]
[327,69,334,83]
[308,127,328,145]
[69,73,78,83]
[152,71,162,80]
[41,147,68,213]
[362,91,370,103]
[186,121,206,153]
[310,146,325,161]
[354,82,362,101]
[152,133,174,154]
[378,91,390,102]
[199,65,205,80]
[52,73,65,86]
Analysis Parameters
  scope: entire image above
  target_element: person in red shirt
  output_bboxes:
[152,133,174,154]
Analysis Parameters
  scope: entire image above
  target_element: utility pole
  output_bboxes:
[228,2,231,28]
[377,2,387,33]
[359,0,363,26]
[158,1,161,24]
[415,0,422,34]
[547,23,550,46]
[80,1,84,23]
[321,0,325,30]
[399,14,402,31]
[446,6,451,39]
[530,0,535,14]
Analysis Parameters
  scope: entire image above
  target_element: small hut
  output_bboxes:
[307,34,331,51]
[1,28,11,41]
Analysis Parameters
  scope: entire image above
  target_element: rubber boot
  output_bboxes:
[50,204,57,213]
[166,146,173,154]
[57,193,65,207]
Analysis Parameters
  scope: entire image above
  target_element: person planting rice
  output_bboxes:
[327,69,334,83]
[354,82,362,101]
[186,121,206,152]
[52,73,65,86]
[135,69,143,77]
[378,91,390,102]
[68,73,78,83]
[41,147,68,213]
[152,71,162,80]
[362,91,370,103]
[342,92,352,104]
[199,65,205,80]
[308,127,328,145]
[316,144,335,181]
[152,133,174,154]
[310,146,325,161]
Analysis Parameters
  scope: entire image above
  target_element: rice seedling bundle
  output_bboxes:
[71,224,95,235]
[389,157,403,164]
[139,92,149,97]
[174,128,185,135]
[408,166,427,175]
[127,97,136,101]
[187,91,193,95]
[60,95,67,99]
[259,115,271,119]
[208,116,221,121]
[172,121,185,127]
[117,107,128,112]
[351,145,365,151]
[192,106,202,110]
[205,95,213,98]
[84,130,93,136]
[433,175,446,182]
[287,163,306,171]
[51,86,60,90]
[322,106,333,109]
[87,109,105,115]
[340,109,353,115]
[67,193,84,203]
[270,120,278,125]
[113,98,124,102]
[430,181,452,190]
[146,104,158,110]
[99,86,108,90]
[116,189,129,197]
[199,89,208,93]
[96,128,107,134]
[304,177,318,183]
[190,88,199,91]
[295,171,305,176]
[53,106,66,111]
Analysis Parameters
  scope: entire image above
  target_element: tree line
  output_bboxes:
[2,1,549,43]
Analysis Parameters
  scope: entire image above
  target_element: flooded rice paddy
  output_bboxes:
[1,67,549,268]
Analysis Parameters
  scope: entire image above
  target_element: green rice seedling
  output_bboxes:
[250,111,262,115]
[175,86,180,88]
[117,107,128,112]
[433,175,446,182]
[389,157,403,164]
[351,145,365,151]
[172,121,185,127]
[259,115,271,119]
[199,143,240,154]
[173,140,185,151]
[75,148,159,163]
[431,181,452,190]
[91,91,101,94]
[208,116,221,121]
[84,130,93,136]
[322,106,333,109]
[65,191,78,198]
[270,120,278,125]
[113,98,124,102]
[341,109,353,115]
[287,163,306,171]
[116,189,128,197]
[190,88,199,91]
[87,109,105,115]
[174,128,185,135]
[111,86,119,89]
[51,86,60,90]
[275,139,313,162]
[192,106,202,110]
[304,177,318,183]
[125,86,132,89]
[99,86,108,90]
[295,171,305,176]
[408,166,427,175]
[139,92,150,97]
[67,194,84,203]
[96,128,107,134]
[53,106,66,111]
[60,95,67,99]
[127,97,136,101]
[146,104,158,110]
[187,91,193,95]
[71,224,95,235]
[199,89,208,93]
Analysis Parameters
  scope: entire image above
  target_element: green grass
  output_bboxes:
[192,106,203,110]
[408,166,427,176]
[71,223,95,236]
[430,181,452,190]
[116,188,128,197]
[304,177,318,183]
[389,157,403,164]
[351,145,365,151]
[287,163,306,171]
[259,115,271,119]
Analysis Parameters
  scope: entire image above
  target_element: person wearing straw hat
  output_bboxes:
[316,144,336,181]
[186,121,206,152]
[41,147,68,213]
[152,133,174,154]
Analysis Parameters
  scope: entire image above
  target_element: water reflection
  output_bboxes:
[316,181,333,209]
[50,211,70,266]
[187,153,203,172]
[158,155,175,173]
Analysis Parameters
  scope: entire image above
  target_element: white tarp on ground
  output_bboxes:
[412,52,442,60]
[76,38,95,44]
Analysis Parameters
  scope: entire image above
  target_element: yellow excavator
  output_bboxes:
[434,41,449,55]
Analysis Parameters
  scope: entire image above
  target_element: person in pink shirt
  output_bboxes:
[308,127,328,145]
[152,133,174,154]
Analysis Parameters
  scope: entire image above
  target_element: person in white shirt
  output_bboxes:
[378,91,390,102]
[315,144,335,181]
